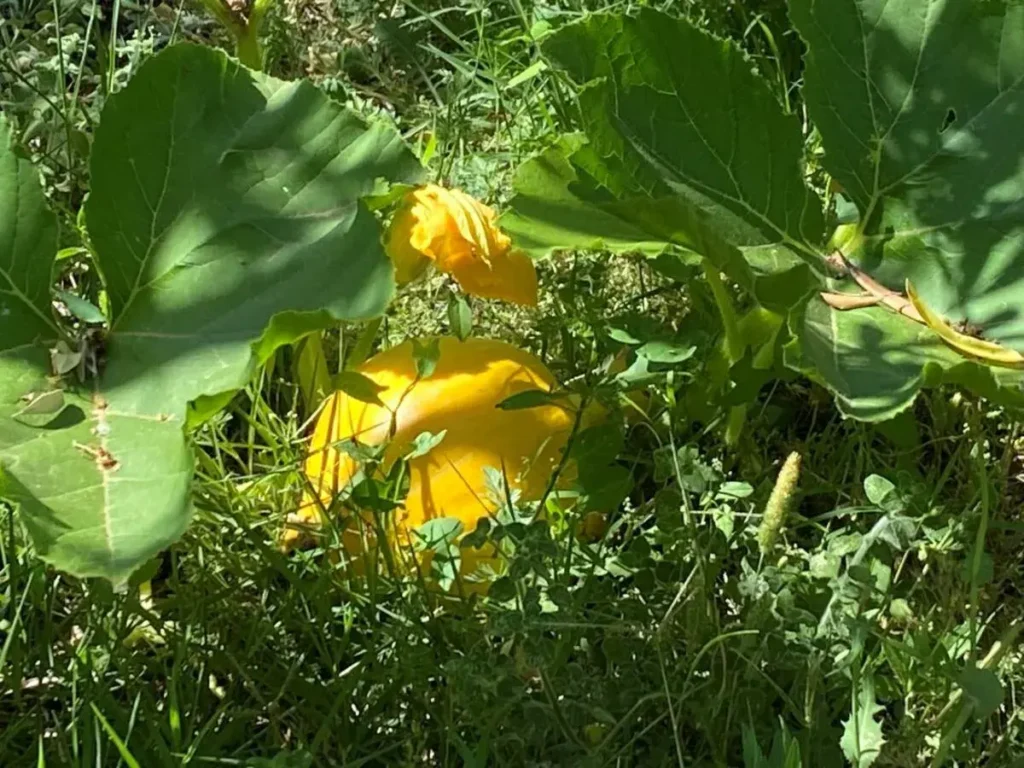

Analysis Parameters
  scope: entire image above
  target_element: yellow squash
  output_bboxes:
[290,337,591,584]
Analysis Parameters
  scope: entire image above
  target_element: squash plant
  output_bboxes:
[0,44,422,582]
[504,0,1024,421]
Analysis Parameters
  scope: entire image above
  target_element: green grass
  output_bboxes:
[2,1,1024,765]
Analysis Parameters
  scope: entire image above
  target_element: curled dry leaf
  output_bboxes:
[906,281,1024,370]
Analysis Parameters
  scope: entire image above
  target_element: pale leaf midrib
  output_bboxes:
[615,118,817,260]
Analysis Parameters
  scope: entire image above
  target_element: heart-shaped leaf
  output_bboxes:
[787,0,1024,418]
[89,45,422,417]
[503,11,825,307]
[505,5,1024,419]
[0,45,423,581]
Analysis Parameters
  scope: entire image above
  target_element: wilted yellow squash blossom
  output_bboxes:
[385,184,538,306]
[290,337,595,584]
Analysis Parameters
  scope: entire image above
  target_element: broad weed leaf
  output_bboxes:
[840,675,886,767]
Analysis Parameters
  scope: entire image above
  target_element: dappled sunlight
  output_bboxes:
[4,0,1024,764]
[815,0,1024,348]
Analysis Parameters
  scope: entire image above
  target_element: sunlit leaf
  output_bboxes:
[405,429,447,460]
[55,290,106,324]
[504,11,824,307]
[637,341,696,365]
[447,292,473,341]
[508,3,1024,418]
[840,675,886,768]
[788,0,1024,415]
[788,296,1024,421]
[496,388,563,411]
[334,370,387,407]
[0,46,423,581]
[412,337,440,379]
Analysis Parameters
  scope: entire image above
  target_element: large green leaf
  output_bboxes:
[504,9,825,296]
[787,297,1024,420]
[88,45,422,417]
[507,4,1024,419]
[501,136,678,259]
[0,45,423,581]
[1,396,193,578]
[0,118,58,404]
[787,0,1024,416]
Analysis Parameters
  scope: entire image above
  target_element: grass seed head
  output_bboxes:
[758,451,801,555]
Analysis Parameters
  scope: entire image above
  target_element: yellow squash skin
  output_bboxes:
[291,337,586,583]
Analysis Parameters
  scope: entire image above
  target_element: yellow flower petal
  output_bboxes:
[434,186,510,263]
[383,184,534,304]
[906,280,1024,368]
[439,246,539,306]
[384,196,431,284]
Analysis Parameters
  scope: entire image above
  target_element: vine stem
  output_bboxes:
[702,258,747,447]
[702,258,743,364]
[197,0,275,70]
[346,316,384,370]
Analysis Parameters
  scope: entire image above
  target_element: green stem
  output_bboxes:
[346,317,383,370]
[197,0,273,71]
[967,454,990,667]
[703,259,748,446]
[248,0,275,34]
[237,0,275,69]
[106,0,122,94]
[235,31,263,70]
[50,0,80,197]
[702,258,744,364]
[197,0,242,33]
